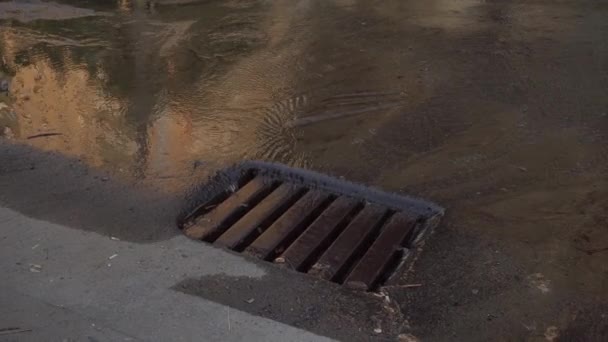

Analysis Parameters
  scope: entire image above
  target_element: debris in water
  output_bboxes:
[110,236,120,241]
[244,298,255,304]
[31,244,40,250]
[3,126,14,139]
[385,283,422,289]
[192,160,206,169]
[108,254,118,260]
[398,333,420,342]
[573,245,608,255]
[0,79,9,92]
[544,326,559,341]
[27,132,63,140]
[373,327,382,334]
[517,166,528,172]
[527,273,550,293]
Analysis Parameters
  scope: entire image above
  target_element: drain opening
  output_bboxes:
[180,162,444,291]
[248,193,338,262]
[332,209,395,285]
[230,186,308,252]
[180,170,258,226]
[288,200,366,273]
[204,180,281,243]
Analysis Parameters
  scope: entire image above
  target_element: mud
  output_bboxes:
[1,0,607,340]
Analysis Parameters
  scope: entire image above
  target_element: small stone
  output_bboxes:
[192,160,206,169]
[29,264,42,272]
[544,326,559,341]
[2,126,14,139]
[398,333,420,342]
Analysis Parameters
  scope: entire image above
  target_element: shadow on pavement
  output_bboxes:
[0,141,182,242]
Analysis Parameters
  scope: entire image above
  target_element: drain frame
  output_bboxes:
[178,161,444,291]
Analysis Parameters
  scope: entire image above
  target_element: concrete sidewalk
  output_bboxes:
[0,206,333,342]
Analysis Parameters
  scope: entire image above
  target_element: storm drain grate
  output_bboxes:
[179,162,444,291]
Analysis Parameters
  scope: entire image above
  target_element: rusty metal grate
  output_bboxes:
[179,162,444,291]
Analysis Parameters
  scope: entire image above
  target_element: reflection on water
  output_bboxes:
[0,0,420,188]
[0,0,301,186]
[0,0,607,194]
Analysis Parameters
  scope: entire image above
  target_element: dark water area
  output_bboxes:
[1,0,607,339]
[1,0,607,190]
